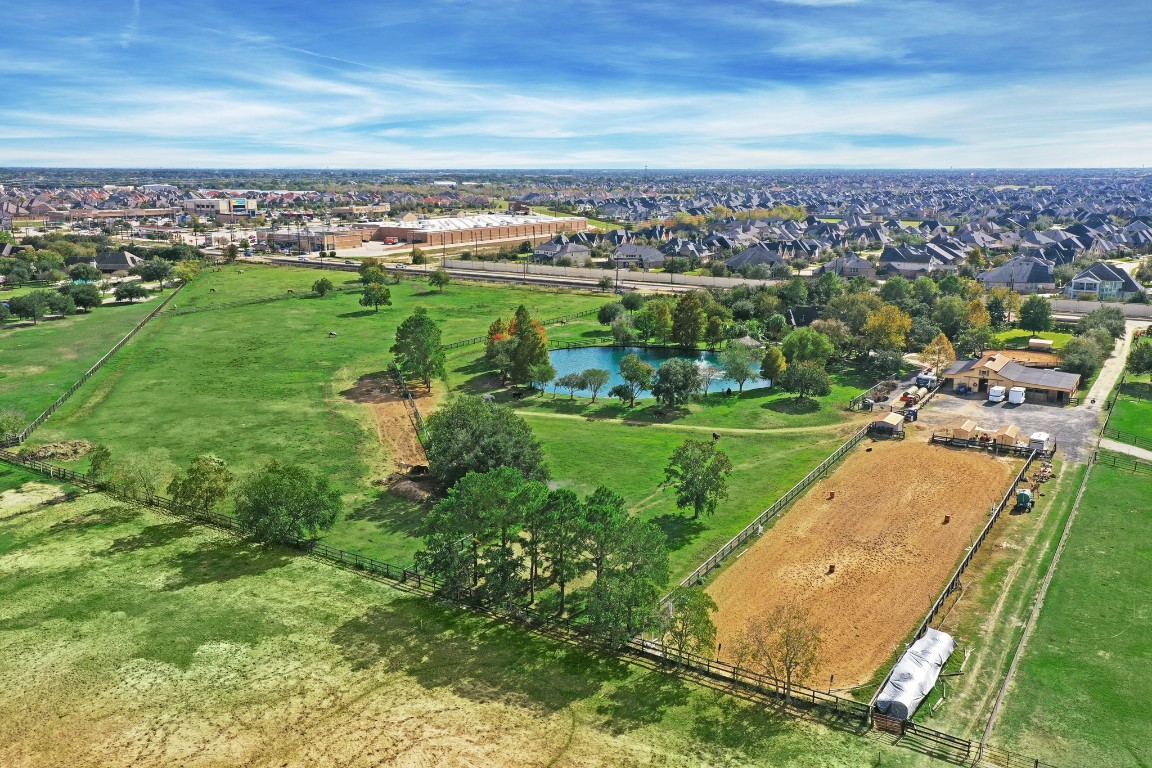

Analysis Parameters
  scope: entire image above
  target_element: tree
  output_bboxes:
[1059,335,1108,378]
[86,443,112,482]
[704,316,726,350]
[664,439,733,519]
[955,325,998,357]
[222,243,240,262]
[822,292,882,335]
[811,271,844,304]
[777,277,808,308]
[660,587,718,663]
[68,263,102,282]
[555,371,587,399]
[912,276,940,307]
[985,288,1019,328]
[635,299,673,342]
[809,318,852,359]
[585,519,669,648]
[132,257,175,289]
[879,276,912,305]
[598,301,625,326]
[671,292,707,348]
[1019,295,1053,334]
[651,358,702,408]
[539,488,588,614]
[597,275,614,292]
[621,292,645,313]
[1127,338,1152,375]
[487,337,517,383]
[106,447,176,502]
[510,305,549,384]
[360,283,392,312]
[610,313,635,345]
[234,460,341,544]
[862,304,912,351]
[582,486,627,581]
[428,267,451,293]
[937,273,965,296]
[618,353,656,406]
[759,346,787,386]
[733,603,821,704]
[582,368,611,402]
[8,290,52,323]
[167,454,235,518]
[780,361,832,400]
[1079,305,1126,339]
[781,327,834,368]
[0,408,26,439]
[527,361,556,395]
[391,307,446,388]
[61,282,103,312]
[870,348,906,378]
[174,261,200,284]
[718,343,764,393]
[425,396,549,490]
[312,277,335,296]
[921,333,956,376]
[965,299,991,329]
[114,281,150,303]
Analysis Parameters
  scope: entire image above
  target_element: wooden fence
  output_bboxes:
[930,433,1054,459]
[0,446,1058,768]
[389,362,430,445]
[1,284,185,447]
[870,452,1038,709]
[673,424,870,590]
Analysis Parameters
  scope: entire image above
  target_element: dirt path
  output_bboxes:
[340,372,431,471]
[707,434,1021,688]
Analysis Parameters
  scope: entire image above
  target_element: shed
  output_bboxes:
[993,423,1021,446]
[872,412,906,434]
[952,419,978,440]
[1027,338,1054,351]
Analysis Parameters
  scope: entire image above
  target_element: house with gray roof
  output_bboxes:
[608,243,665,269]
[1063,262,1143,300]
[976,254,1056,293]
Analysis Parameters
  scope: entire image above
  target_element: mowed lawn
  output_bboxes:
[1106,374,1152,445]
[991,460,1152,766]
[994,329,1074,350]
[0,484,954,768]
[526,415,853,580]
[40,270,608,494]
[0,298,159,422]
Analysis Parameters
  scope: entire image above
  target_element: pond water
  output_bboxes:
[547,345,769,397]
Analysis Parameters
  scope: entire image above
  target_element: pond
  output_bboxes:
[547,345,769,397]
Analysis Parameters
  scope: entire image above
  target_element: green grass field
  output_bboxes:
[1106,374,1152,444]
[991,459,1152,766]
[993,329,1074,351]
[0,299,159,423]
[0,482,951,768]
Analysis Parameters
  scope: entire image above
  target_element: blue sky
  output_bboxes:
[3,0,1151,168]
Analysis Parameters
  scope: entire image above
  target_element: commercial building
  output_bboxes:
[183,198,259,218]
[371,213,586,247]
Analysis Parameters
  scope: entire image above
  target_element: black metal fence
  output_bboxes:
[1093,450,1152,475]
[674,425,870,590]
[1101,425,1152,451]
[443,307,599,351]
[2,284,185,447]
[163,284,358,316]
[389,362,430,445]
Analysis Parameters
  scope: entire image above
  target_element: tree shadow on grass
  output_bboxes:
[337,309,380,319]
[651,512,705,554]
[343,490,430,540]
[1121,381,1152,400]
[688,690,794,759]
[330,598,631,711]
[596,669,692,734]
[49,504,141,532]
[163,538,291,591]
[104,521,197,555]
[765,397,821,415]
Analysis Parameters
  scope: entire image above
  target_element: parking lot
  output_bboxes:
[915,389,1101,462]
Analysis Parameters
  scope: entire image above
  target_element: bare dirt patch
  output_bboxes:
[19,440,92,461]
[0,482,69,519]
[341,372,432,471]
[707,434,1021,688]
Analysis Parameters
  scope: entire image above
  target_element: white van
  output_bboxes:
[987,385,1006,403]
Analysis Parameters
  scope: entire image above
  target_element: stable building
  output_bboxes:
[943,353,1081,404]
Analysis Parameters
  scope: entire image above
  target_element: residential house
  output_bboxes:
[976,254,1056,293]
[608,243,665,269]
[818,253,876,280]
[1064,262,1142,300]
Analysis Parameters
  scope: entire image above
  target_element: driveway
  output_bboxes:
[915,391,1100,463]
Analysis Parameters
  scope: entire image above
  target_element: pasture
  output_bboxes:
[1106,373,1152,445]
[706,435,1022,688]
[0,482,943,768]
[990,459,1152,767]
[0,298,158,423]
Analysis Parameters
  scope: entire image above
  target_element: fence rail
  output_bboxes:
[163,284,358,316]
[870,452,1037,710]
[675,424,869,590]
[1093,450,1152,475]
[389,362,430,445]
[930,434,1053,458]
[2,284,185,446]
[1101,425,1152,451]
[0,446,1058,768]
[441,308,599,351]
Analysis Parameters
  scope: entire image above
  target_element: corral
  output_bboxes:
[707,434,1021,688]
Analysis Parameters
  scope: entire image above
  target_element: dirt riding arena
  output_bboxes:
[707,434,1021,688]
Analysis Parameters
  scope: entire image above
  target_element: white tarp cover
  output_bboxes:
[876,629,956,720]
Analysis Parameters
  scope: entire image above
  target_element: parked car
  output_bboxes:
[297,256,308,262]
[344,259,355,265]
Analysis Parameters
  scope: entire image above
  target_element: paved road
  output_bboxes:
[1098,438,1152,462]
